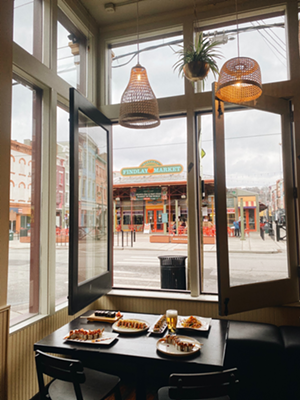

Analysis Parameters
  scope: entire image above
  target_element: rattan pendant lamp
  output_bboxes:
[215,0,262,104]
[119,1,160,129]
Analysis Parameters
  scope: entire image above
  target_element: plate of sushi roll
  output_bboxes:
[156,334,202,356]
[64,328,118,345]
[112,319,149,334]
[177,315,212,331]
[85,310,123,323]
[148,314,167,335]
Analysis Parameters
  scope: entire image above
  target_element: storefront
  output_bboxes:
[113,161,260,234]
[113,160,187,233]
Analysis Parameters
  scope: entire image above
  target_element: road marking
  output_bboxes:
[114,261,159,265]
[113,276,160,283]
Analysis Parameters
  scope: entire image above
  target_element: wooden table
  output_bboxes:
[34,311,228,399]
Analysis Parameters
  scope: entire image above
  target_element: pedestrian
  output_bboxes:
[233,220,239,237]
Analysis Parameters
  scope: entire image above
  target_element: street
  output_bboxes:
[7,241,288,322]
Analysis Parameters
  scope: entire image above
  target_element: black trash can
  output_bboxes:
[158,255,187,290]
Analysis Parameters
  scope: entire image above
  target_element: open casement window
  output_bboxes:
[212,85,299,316]
[69,88,112,315]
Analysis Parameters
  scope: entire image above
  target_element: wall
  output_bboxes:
[7,302,97,400]
[5,297,300,400]
[0,0,13,398]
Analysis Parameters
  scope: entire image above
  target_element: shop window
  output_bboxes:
[8,76,42,326]
[110,33,184,104]
[13,0,43,61]
[197,12,287,93]
[57,9,87,94]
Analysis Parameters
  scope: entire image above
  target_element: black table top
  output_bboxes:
[34,311,228,371]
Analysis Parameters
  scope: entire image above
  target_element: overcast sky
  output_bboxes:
[12,3,287,190]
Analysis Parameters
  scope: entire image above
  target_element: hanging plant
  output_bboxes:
[173,33,223,83]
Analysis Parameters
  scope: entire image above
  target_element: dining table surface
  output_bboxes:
[34,310,229,399]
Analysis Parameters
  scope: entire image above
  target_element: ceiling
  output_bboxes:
[77,0,230,27]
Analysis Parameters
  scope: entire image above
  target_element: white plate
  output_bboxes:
[64,331,118,345]
[156,335,201,356]
[148,315,167,335]
[177,316,212,331]
[112,319,149,334]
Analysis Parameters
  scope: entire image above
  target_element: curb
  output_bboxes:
[113,247,280,254]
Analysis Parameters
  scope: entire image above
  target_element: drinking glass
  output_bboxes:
[166,309,178,334]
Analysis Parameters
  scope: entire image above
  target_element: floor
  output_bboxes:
[106,381,157,400]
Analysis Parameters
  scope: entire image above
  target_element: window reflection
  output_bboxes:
[77,111,108,284]
[8,77,42,325]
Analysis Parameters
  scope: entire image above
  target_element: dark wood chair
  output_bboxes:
[35,350,122,400]
[157,368,238,400]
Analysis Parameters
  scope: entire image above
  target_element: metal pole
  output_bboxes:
[175,199,178,235]
[131,230,133,247]
[240,197,245,240]
[121,230,124,247]
[163,203,167,234]
[113,200,116,232]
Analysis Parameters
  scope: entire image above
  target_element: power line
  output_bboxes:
[112,22,285,67]
[251,22,286,67]
[261,19,286,47]
[113,132,281,151]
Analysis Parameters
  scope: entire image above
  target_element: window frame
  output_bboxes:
[69,88,113,315]
[212,88,299,316]
[57,8,87,95]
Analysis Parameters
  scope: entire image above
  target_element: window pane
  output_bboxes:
[13,0,42,61]
[111,35,184,104]
[57,19,87,94]
[113,118,188,291]
[56,106,70,306]
[224,109,288,286]
[78,111,108,284]
[8,77,42,325]
[199,114,218,293]
[200,109,288,293]
[197,14,287,92]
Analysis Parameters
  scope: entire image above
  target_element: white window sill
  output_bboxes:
[108,288,218,302]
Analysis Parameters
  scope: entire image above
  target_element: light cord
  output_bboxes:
[137,0,140,64]
[235,0,240,59]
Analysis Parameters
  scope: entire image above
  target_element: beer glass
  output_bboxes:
[166,309,178,334]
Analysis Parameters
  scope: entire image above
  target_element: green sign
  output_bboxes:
[134,188,161,200]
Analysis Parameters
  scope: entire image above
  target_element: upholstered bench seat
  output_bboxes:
[224,321,285,400]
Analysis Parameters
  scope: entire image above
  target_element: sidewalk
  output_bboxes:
[8,231,286,254]
[114,231,286,254]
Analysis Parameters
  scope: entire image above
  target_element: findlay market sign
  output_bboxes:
[121,160,183,176]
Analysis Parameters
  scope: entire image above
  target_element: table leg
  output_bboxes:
[135,361,147,400]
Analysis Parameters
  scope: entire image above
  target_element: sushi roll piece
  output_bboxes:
[93,330,99,339]
[69,330,77,339]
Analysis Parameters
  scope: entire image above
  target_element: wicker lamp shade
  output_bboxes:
[215,57,262,103]
[119,63,160,129]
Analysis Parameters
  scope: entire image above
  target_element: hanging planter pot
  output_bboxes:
[173,34,223,84]
[183,61,210,82]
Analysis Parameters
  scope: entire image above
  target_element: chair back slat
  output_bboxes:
[35,350,86,400]
[168,368,239,399]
